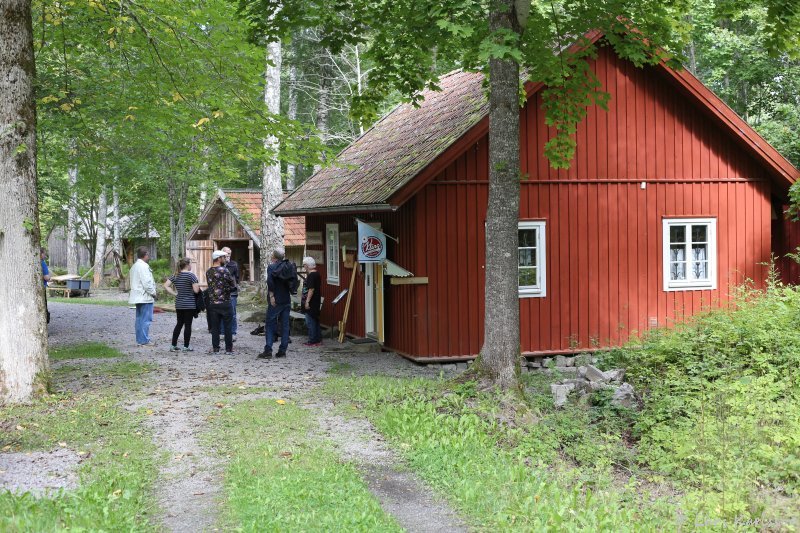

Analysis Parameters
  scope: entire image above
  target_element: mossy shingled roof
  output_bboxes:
[274,70,488,215]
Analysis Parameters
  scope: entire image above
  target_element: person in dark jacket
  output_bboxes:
[301,256,322,346]
[258,247,293,359]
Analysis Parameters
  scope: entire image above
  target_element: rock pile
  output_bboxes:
[549,364,637,409]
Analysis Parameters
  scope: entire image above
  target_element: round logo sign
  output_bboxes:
[361,236,383,259]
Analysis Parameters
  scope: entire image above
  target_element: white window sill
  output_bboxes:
[663,283,716,292]
[327,278,340,286]
[519,289,546,298]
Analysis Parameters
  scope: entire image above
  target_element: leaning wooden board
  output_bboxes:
[338,261,359,343]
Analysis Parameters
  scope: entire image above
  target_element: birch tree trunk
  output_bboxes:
[93,187,108,287]
[168,177,189,268]
[261,38,285,292]
[66,163,79,275]
[476,0,525,390]
[199,181,207,215]
[0,0,49,403]
[354,44,365,136]
[112,186,121,256]
[312,59,331,175]
[286,60,298,190]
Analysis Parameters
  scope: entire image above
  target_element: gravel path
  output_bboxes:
[42,301,466,532]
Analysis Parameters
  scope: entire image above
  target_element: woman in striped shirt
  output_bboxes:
[164,258,201,352]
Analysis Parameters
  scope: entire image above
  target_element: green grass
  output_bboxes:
[207,398,401,532]
[53,361,155,380]
[50,297,131,307]
[324,376,685,532]
[0,392,159,531]
[50,342,124,361]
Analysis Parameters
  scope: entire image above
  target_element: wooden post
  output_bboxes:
[338,261,359,343]
[248,239,255,282]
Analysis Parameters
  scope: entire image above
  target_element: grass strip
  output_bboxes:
[208,398,402,532]
[0,392,159,531]
[50,342,125,361]
[324,376,682,532]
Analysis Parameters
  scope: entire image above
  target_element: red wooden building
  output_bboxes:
[274,38,800,362]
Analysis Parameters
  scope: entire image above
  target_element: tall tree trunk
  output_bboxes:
[354,44,365,136]
[93,187,108,287]
[313,58,331,175]
[112,186,121,256]
[168,177,188,268]
[476,0,525,390]
[0,0,49,403]
[199,180,207,215]
[286,60,298,190]
[66,162,79,275]
[261,38,285,292]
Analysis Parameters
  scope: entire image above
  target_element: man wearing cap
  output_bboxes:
[220,246,240,342]
[206,250,236,354]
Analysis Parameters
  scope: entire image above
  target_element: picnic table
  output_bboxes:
[47,275,91,298]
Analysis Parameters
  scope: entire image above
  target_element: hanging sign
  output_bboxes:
[357,219,387,263]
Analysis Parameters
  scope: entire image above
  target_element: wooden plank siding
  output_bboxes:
[305,207,421,356]
[306,45,782,358]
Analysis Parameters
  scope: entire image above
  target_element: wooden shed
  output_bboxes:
[187,189,305,284]
[274,33,800,362]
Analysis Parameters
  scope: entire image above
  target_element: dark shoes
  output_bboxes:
[257,351,272,359]
[276,351,286,358]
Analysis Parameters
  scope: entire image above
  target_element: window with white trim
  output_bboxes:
[518,221,546,297]
[663,218,717,291]
[326,223,340,285]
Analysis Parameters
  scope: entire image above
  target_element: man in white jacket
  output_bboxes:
[128,246,157,346]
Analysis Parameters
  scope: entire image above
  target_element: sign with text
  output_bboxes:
[357,220,386,263]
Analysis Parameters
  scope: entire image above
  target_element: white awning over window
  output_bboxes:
[384,259,413,277]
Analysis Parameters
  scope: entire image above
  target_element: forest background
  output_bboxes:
[34,0,800,273]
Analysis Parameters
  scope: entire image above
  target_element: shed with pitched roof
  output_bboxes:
[187,189,305,284]
[274,39,800,361]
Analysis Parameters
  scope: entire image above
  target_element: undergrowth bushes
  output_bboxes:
[606,282,800,517]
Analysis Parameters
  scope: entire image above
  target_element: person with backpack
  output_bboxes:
[164,258,200,352]
[258,247,297,359]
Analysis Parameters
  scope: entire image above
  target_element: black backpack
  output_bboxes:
[273,260,299,295]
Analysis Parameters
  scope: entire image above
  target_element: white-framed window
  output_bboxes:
[518,221,546,298]
[326,223,340,285]
[662,218,717,291]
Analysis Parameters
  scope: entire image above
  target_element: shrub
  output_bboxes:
[606,283,800,518]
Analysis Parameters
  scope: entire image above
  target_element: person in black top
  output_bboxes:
[220,246,240,341]
[164,258,201,352]
[258,247,294,359]
[206,250,236,354]
[301,257,322,345]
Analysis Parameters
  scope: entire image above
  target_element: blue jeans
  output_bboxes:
[135,303,154,345]
[265,303,290,354]
[304,313,321,343]
[220,295,238,336]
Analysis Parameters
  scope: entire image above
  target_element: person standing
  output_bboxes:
[206,250,236,354]
[40,248,51,324]
[258,247,294,359]
[220,246,240,342]
[301,257,322,346]
[128,246,157,346]
[164,258,200,352]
